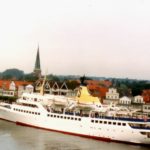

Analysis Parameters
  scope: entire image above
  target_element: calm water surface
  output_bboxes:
[0,120,149,150]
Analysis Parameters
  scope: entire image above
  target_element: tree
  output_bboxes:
[2,68,24,80]
[24,73,38,82]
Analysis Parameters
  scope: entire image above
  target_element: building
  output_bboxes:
[119,96,131,105]
[18,84,34,97]
[133,95,144,104]
[33,45,41,78]
[106,88,119,100]
[104,88,119,104]
[142,103,150,113]
[34,79,70,96]
[0,80,33,97]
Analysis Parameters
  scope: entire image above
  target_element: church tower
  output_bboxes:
[33,45,41,78]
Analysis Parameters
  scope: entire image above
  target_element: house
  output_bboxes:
[104,88,119,104]
[106,88,119,100]
[142,103,150,114]
[34,79,69,96]
[119,96,131,105]
[18,84,34,97]
[133,95,144,104]
[0,80,33,97]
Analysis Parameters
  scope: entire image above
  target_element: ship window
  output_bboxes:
[38,113,40,115]
[60,116,63,118]
[47,114,49,117]
[108,122,112,125]
[71,117,74,120]
[64,117,66,119]
[51,115,53,117]
[91,120,94,123]
[104,121,107,124]
[35,112,37,115]
[67,117,70,119]
[99,121,103,124]
[95,120,98,123]
[140,132,147,135]
[118,123,121,126]
[21,110,23,112]
[57,116,60,118]
[113,122,116,125]
[32,112,34,114]
[54,115,56,118]
[122,123,126,126]
[14,108,15,110]
[24,110,26,113]
[78,118,81,121]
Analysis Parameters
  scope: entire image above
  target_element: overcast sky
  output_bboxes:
[0,0,150,80]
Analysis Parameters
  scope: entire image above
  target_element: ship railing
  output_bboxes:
[129,123,150,130]
[88,112,150,122]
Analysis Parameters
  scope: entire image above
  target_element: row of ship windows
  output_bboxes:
[47,114,81,121]
[13,108,40,115]
[91,120,126,126]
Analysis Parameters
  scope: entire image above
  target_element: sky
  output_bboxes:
[0,0,150,80]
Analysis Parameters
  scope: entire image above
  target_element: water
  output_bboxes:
[0,120,149,150]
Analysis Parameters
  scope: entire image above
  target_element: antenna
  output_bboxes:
[40,70,48,95]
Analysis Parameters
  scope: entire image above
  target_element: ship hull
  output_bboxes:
[0,107,150,145]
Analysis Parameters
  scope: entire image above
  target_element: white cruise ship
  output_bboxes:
[0,82,150,145]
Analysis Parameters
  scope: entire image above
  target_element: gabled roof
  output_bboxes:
[120,96,131,101]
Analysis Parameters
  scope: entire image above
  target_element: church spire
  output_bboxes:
[33,45,41,78]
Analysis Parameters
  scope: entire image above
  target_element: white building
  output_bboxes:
[106,88,119,100]
[18,85,34,98]
[35,80,69,96]
[25,85,34,93]
[9,81,16,91]
[133,95,144,104]
[119,96,131,105]
[143,104,150,113]
[0,90,15,97]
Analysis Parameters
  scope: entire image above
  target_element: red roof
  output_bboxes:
[0,80,33,90]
